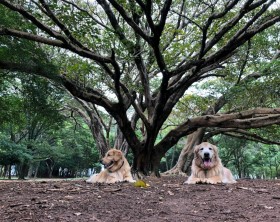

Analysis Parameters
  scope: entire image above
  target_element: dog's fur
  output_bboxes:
[185,142,236,184]
[86,149,135,184]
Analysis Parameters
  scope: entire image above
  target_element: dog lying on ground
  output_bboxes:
[185,142,236,184]
[86,149,135,184]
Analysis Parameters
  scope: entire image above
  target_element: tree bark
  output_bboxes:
[18,161,28,180]
[8,165,12,179]
[163,128,205,175]
[132,146,163,178]
[73,99,110,157]
[34,162,40,178]
[46,158,55,178]
[27,164,34,178]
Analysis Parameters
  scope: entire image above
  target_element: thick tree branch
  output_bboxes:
[0,60,116,111]
[204,128,280,145]
[136,0,156,35]
[155,108,280,153]
[0,27,64,47]
[156,0,172,36]
[0,0,112,63]
[225,130,280,145]
[106,0,151,44]
[70,99,109,156]
[0,28,112,63]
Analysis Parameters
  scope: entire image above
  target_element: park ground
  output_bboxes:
[0,176,280,222]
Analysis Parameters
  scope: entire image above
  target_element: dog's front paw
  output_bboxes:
[205,179,222,184]
[196,180,208,184]
[86,179,93,183]
[184,178,206,184]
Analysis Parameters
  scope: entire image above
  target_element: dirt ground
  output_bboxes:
[0,176,280,222]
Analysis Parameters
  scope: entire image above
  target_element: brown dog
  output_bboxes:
[86,149,135,183]
[185,142,236,184]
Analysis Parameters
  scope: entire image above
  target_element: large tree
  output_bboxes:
[0,0,280,176]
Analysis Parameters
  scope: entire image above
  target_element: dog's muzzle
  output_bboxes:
[203,153,212,168]
[102,160,114,169]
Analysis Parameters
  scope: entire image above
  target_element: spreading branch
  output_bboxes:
[156,108,280,153]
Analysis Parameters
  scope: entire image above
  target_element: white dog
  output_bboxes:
[185,142,236,184]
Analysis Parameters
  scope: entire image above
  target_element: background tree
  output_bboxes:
[0,0,279,176]
[0,73,100,179]
[0,68,66,178]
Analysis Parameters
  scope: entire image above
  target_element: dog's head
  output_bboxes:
[194,142,219,169]
[101,149,124,172]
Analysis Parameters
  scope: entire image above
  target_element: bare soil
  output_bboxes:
[0,176,280,222]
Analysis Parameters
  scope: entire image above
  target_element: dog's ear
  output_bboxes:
[212,144,219,161]
[113,149,123,161]
[193,145,200,158]
[213,144,218,154]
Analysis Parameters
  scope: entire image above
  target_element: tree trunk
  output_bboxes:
[0,166,3,177]
[131,145,162,178]
[150,152,162,177]
[34,162,40,178]
[27,164,34,178]
[73,99,110,157]
[132,151,149,177]
[165,158,169,171]
[163,128,205,175]
[18,161,29,180]
[8,165,12,179]
[275,159,279,179]
[3,165,8,178]
[114,127,129,155]
[45,158,54,178]
[170,145,177,169]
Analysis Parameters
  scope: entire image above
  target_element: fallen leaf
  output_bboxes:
[133,180,150,188]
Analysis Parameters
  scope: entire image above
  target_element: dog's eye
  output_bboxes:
[200,148,204,151]
[209,147,212,150]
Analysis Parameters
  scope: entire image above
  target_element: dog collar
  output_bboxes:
[108,161,124,173]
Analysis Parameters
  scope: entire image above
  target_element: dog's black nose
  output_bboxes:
[204,152,210,158]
